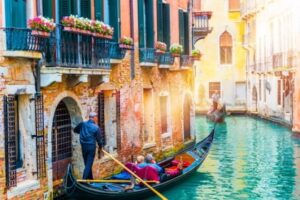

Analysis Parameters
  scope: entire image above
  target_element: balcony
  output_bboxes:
[1,28,48,58]
[139,48,157,67]
[180,55,193,68]
[192,11,213,43]
[158,52,174,68]
[44,25,111,70]
[109,42,127,64]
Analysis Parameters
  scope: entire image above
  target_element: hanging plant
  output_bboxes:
[119,36,134,49]
[28,16,55,37]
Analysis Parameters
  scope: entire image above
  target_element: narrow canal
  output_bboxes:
[148,115,300,200]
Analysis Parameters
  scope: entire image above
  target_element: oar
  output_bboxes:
[78,179,159,184]
[102,149,168,200]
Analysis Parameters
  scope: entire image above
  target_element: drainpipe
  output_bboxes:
[55,0,61,64]
[130,0,135,80]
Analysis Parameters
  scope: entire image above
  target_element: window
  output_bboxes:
[157,1,170,48]
[259,79,262,101]
[220,31,232,64]
[229,0,240,11]
[277,80,281,105]
[209,82,221,98]
[143,89,154,144]
[179,9,190,54]
[43,0,53,18]
[160,96,168,134]
[138,0,154,48]
[59,0,77,19]
[235,82,246,102]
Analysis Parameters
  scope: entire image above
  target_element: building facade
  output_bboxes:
[0,0,211,199]
[194,0,247,113]
[241,0,300,126]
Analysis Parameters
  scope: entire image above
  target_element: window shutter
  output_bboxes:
[98,92,105,143]
[138,0,145,48]
[81,0,91,18]
[109,0,120,41]
[4,95,17,188]
[43,0,53,18]
[115,91,121,150]
[183,12,189,54]
[5,0,26,27]
[179,9,185,48]
[60,0,77,19]
[157,0,163,42]
[35,94,46,178]
[163,3,170,49]
[94,0,103,21]
[145,0,154,48]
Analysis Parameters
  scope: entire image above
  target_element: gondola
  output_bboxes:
[206,105,226,123]
[63,129,215,200]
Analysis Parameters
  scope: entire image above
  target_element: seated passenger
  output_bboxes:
[135,155,145,165]
[138,154,163,174]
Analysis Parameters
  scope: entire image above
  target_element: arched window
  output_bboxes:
[220,31,232,64]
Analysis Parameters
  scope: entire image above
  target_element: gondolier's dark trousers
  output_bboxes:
[81,144,96,179]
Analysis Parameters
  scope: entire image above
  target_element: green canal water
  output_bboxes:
[148,115,300,200]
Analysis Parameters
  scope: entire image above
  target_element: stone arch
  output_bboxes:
[46,91,84,190]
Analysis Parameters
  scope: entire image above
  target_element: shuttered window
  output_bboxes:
[138,0,154,48]
[81,0,91,18]
[59,0,77,19]
[5,0,26,27]
[220,31,232,64]
[179,10,185,48]
[108,0,120,41]
[94,0,104,20]
[160,96,168,134]
[157,0,163,41]
[179,9,189,54]
[229,0,240,11]
[157,1,170,48]
[43,0,53,18]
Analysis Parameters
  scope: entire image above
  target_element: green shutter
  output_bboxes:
[157,0,163,42]
[179,9,185,48]
[138,0,145,48]
[145,0,154,48]
[94,0,103,20]
[109,0,120,41]
[163,3,170,49]
[183,12,189,54]
[81,0,91,18]
[60,0,77,19]
[5,0,26,27]
[43,0,53,18]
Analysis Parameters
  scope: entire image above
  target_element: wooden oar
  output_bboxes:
[102,149,168,200]
[78,179,159,184]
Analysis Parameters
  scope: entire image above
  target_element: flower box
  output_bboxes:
[119,44,133,50]
[155,49,165,54]
[31,30,50,37]
[172,53,181,57]
[155,41,167,53]
[170,43,183,57]
[191,55,201,60]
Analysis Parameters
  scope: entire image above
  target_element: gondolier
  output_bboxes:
[74,112,105,179]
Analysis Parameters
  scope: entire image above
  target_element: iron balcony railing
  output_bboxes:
[109,42,126,60]
[3,28,48,52]
[180,55,193,67]
[139,48,157,63]
[158,52,174,65]
[45,25,111,69]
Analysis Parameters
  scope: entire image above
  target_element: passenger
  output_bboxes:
[135,155,145,165]
[138,154,163,174]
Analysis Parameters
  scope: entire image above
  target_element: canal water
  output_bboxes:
[148,115,300,200]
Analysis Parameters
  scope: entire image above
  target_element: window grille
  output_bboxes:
[98,91,105,142]
[116,91,121,150]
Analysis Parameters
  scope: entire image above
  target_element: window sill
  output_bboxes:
[161,132,171,138]
[143,143,156,149]
[7,180,40,199]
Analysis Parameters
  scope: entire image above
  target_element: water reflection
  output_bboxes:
[147,116,300,200]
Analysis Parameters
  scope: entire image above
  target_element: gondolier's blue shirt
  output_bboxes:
[74,119,105,148]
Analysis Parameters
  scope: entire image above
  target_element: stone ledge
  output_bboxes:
[158,64,171,69]
[41,66,111,75]
[143,143,156,149]
[7,180,40,199]
[140,62,157,67]
[3,51,42,59]
[161,132,171,139]
[110,59,122,65]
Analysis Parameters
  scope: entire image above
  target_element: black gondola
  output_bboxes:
[63,129,215,200]
[206,105,226,123]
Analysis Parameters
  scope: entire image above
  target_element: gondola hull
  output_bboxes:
[64,129,215,200]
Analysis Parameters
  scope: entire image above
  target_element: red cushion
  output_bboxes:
[165,166,180,175]
[171,160,191,167]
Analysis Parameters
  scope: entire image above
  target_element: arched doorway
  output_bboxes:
[52,101,72,181]
[252,86,258,112]
[184,94,192,141]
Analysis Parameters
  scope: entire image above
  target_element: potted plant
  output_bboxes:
[119,36,134,49]
[28,16,55,37]
[155,41,167,54]
[191,49,202,60]
[170,43,183,57]
[61,15,76,31]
